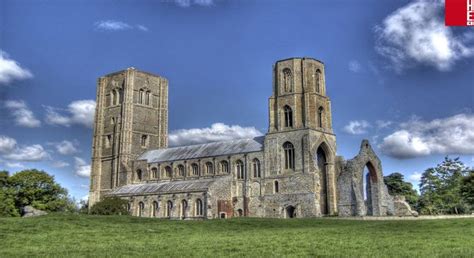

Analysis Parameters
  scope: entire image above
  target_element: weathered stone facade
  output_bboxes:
[89,57,413,219]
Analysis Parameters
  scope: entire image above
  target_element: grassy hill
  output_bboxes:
[0,214,473,257]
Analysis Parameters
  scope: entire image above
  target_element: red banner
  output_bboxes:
[445,0,474,26]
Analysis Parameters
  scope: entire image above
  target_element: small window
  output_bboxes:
[139,89,144,104]
[284,105,293,128]
[283,68,292,93]
[274,181,279,193]
[164,166,172,178]
[236,160,244,179]
[205,162,214,175]
[145,91,151,106]
[191,163,199,176]
[152,201,159,217]
[141,135,148,147]
[318,107,324,128]
[177,165,185,177]
[253,158,261,178]
[165,201,173,218]
[220,161,229,174]
[315,69,322,93]
[283,142,295,170]
[195,199,203,216]
[136,169,142,181]
[151,167,158,179]
[138,202,145,217]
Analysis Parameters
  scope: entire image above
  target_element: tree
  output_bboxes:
[7,169,72,212]
[383,172,419,208]
[460,170,474,207]
[0,170,20,217]
[90,197,129,215]
[418,157,470,215]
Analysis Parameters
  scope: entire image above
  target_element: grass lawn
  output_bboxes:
[0,214,473,257]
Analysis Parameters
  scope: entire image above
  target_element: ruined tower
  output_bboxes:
[265,57,338,216]
[89,68,168,206]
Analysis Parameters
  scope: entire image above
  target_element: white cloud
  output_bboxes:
[173,0,213,7]
[45,100,96,128]
[3,144,49,162]
[0,50,33,85]
[409,172,422,182]
[51,160,70,168]
[376,120,393,129]
[343,120,371,135]
[0,135,17,153]
[375,0,474,71]
[4,100,41,128]
[3,161,25,168]
[74,157,91,178]
[169,122,263,147]
[51,140,79,155]
[379,113,474,159]
[94,20,149,32]
[348,60,362,73]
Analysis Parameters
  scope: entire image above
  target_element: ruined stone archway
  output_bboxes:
[363,162,378,216]
[286,205,296,218]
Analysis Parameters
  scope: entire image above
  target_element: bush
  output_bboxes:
[89,197,129,215]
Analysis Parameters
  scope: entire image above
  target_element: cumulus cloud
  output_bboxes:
[348,60,362,73]
[74,157,91,178]
[169,122,263,147]
[50,140,79,155]
[45,100,96,128]
[379,113,474,159]
[4,100,41,128]
[0,50,33,85]
[375,0,474,71]
[173,0,213,7]
[51,160,70,168]
[3,144,49,161]
[409,172,422,182]
[343,120,371,135]
[94,20,149,32]
[0,135,17,153]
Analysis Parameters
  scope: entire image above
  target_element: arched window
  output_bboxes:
[177,165,185,177]
[165,200,173,218]
[145,91,151,106]
[205,162,214,175]
[164,166,172,178]
[152,201,159,217]
[136,169,142,181]
[141,135,148,147]
[283,68,292,93]
[318,107,324,128]
[151,167,158,179]
[139,89,144,104]
[195,199,203,216]
[236,160,244,179]
[138,202,145,217]
[110,90,115,106]
[253,158,261,178]
[284,105,293,128]
[191,163,199,176]
[315,69,322,93]
[127,203,131,213]
[274,181,279,193]
[114,89,121,105]
[283,142,295,170]
[220,161,229,174]
[181,200,187,219]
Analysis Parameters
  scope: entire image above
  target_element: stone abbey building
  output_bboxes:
[89,57,414,219]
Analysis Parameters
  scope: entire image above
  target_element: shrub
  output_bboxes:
[89,197,129,215]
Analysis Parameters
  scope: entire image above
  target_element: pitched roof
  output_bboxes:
[138,136,264,163]
[108,178,217,196]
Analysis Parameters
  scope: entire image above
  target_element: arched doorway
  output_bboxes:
[363,162,378,216]
[316,146,329,215]
[286,206,296,218]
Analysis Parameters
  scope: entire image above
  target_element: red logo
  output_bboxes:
[445,0,474,26]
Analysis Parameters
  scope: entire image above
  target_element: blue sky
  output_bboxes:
[0,0,473,201]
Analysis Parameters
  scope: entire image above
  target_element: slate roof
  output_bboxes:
[138,136,265,163]
[109,178,216,196]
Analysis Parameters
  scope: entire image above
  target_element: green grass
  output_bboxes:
[0,214,473,257]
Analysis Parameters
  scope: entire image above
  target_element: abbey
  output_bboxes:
[89,57,415,219]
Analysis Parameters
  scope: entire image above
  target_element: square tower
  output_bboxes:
[89,68,168,206]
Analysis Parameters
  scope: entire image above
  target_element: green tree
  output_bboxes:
[0,170,9,187]
[0,171,20,217]
[8,169,71,212]
[460,170,474,207]
[383,172,419,208]
[90,197,129,215]
[419,157,470,215]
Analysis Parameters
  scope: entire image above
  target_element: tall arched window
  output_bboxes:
[236,160,244,179]
[145,91,151,106]
[284,105,293,128]
[318,107,324,128]
[181,200,187,219]
[177,165,185,177]
[136,169,142,181]
[138,202,145,217]
[141,135,148,147]
[283,68,292,93]
[165,201,173,218]
[253,158,261,178]
[195,199,203,216]
[164,166,172,178]
[191,163,199,176]
[315,69,322,93]
[139,89,144,104]
[283,142,295,170]
[205,162,214,175]
[220,161,229,174]
[152,201,159,217]
[274,181,279,193]
[151,167,158,179]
